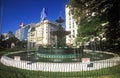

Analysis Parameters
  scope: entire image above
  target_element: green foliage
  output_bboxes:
[69,0,107,42]
[69,0,87,23]
[69,0,120,52]
[77,16,106,42]
[69,0,85,8]
[104,0,120,51]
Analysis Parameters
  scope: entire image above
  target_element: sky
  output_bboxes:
[0,0,69,34]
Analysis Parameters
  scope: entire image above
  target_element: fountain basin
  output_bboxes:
[37,48,78,59]
[37,53,76,59]
[1,50,120,72]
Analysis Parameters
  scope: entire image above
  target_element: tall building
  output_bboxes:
[27,23,36,50]
[27,8,60,50]
[15,22,33,41]
[15,22,25,41]
[65,5,78,46]
[15,8,66,50]
[36,20,58,46]
[27,20,58,50]
[15,28,21,40]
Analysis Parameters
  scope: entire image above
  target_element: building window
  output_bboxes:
[69,25,71,29]
[69,12,70,15]
[69,17,71,21]
[73,25,74,28]
[73,30,75,33]
[69,35,71,38]
[72,35,75,38]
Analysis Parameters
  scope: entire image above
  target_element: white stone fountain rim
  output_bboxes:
[1,50,120,72]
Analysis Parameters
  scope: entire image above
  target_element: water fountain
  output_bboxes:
[36,17,80,62]
[0,17,120,72]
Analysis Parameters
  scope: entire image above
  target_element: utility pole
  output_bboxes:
[0,3,3,40]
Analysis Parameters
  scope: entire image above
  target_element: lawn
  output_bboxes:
[0,63,120,78]
[0,49,120,78]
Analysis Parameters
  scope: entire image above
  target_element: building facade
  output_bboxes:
[15,23,35,41]
[65,5,78,46]
[27,20,58,50]
[15,28,21,40]
[27,23,36,50]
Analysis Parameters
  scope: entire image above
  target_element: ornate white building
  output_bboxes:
[65,5,78,46]
[27,20,58,50]
[36,20,58,46]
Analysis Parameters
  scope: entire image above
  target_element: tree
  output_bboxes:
[105,0,120,51]
[69,0,106,42]
[69,0,120,51]
[4,31,20,48]
[0,34,5,50]
[84,0,120,51]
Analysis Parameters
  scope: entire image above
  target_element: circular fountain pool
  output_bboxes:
[1,50,120,72]
[5,50,114,63]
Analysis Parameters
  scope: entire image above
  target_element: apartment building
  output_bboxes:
[65,5,78,46]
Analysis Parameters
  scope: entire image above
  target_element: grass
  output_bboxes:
[0,49,120,78]
[0,63,120,78]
